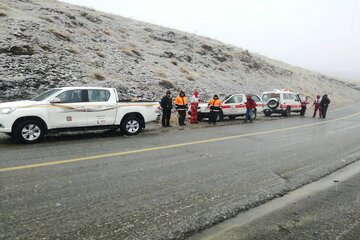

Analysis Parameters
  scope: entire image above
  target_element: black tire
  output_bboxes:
[282,107,291,117]
[198,115,203,121]
[14,119,45,144]
[264,110,271,117]
[267,99,279,110]
[121,116,142,135]
[228,115,236,120]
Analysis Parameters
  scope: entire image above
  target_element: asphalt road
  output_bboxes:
[193,160,360,240]
[1,106,360,240]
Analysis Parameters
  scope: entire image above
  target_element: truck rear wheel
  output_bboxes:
[121,116,142,135]
[14,119,45,144]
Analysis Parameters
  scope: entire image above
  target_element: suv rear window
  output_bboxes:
[262,93,280,102]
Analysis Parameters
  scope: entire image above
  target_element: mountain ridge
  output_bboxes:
[0,0,359,105]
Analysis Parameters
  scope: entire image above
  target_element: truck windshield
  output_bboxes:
[31,89,61,101]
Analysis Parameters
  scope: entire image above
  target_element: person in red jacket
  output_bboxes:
[245,95,257,123]
[313,95,321,118]
[190,90,199,124]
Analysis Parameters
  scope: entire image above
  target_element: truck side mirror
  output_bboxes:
[50,98,61,104]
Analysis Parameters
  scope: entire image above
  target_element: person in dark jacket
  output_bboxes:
[245,95,257,123]
[320,94,331,118]
[160,90,173,127]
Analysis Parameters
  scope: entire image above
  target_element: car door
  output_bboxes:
[251,94,264,112]
[48,89,88,128]
[222,95,241,115]
[86,89,117,126]
[234,95,246,114]
[282,93,290,109]
[293,93,302,110]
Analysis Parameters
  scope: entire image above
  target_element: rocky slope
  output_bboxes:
[1,0,359,104]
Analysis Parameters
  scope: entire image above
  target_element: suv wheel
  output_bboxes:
[282,107,291,117]
[14,119,45,143]
[121,116,142,135]
[264,110,271,117]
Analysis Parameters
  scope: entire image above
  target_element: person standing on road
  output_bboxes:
[175,91,188,126]
[190,90,200,124]
[245,95,257,123]
[313,95,321,118]
[320,94,331,118]
[160,90,173,127]
[208,94,222,124]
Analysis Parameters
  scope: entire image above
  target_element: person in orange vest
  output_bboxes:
[190,90,200,124]
[175,90,188,126]
[208,94,222,124]
[313,94,321,118]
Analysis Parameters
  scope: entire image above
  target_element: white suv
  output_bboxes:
[261,89,302,117]
[195,93,264,121]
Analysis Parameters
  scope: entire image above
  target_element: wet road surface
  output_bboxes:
[1,106,360,239]
[193,160,360,240]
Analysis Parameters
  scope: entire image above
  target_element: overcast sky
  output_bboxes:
[61,0,360,81]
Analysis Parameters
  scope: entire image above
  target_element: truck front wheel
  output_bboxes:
[14,119,45,143]
[121,116,142,135]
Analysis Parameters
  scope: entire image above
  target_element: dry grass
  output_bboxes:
[79,29,92,37]
[103,28,112,36]
[179,65,196,81]
[40,15,54,23]
[179,65,190,74]
[122,44,141,57]
[144,37,151,44]
[185,73,195,81]
[39,44,51,52]
[91,70,106,81]
[49,28,71,41]
[155,68,167,78]
[0,3,8,10]
[67,45,79,54]
[81,11,102,23]
[95,50,105,58]
[170,58,178,66]
[159,79,177,89]
[0,10,7,17]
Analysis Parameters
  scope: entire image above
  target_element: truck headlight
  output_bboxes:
[0,107,16,115]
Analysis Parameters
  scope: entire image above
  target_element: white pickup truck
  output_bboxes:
[0,87,160,143]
